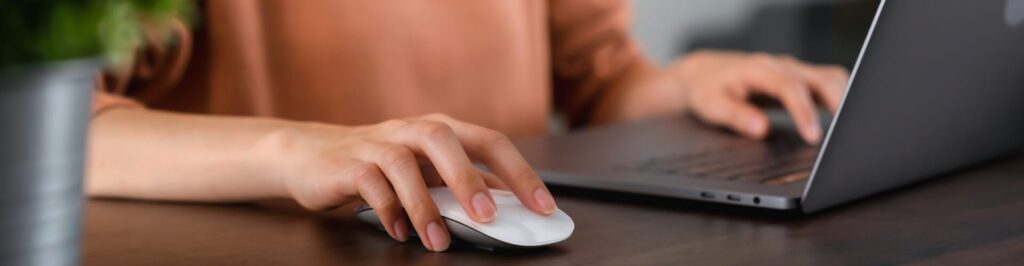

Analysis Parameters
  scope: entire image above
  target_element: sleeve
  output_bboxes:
[548,0,655,128]
[91,17,193,118]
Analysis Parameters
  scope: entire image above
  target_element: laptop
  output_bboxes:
[515,0,1024,213]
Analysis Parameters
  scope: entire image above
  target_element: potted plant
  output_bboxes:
[0,1,190,264]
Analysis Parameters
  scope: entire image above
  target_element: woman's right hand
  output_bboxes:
[254,113,558,252]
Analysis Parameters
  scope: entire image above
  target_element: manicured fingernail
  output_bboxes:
[533,188,556,214]
[426,221,449,252]
[472,192,496,222]
[392,220,408,242]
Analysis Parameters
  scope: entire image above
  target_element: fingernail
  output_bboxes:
[392,220,408,242]
[747,117,767,137]
[472,192,496,222]
[533,188,556,214]
[807,124,822,144]
[425,221,450,251]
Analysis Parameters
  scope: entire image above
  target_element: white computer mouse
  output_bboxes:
[355,187,574,250]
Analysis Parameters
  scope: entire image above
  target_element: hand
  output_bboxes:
[254,113,557,252]
[675,51,849,144]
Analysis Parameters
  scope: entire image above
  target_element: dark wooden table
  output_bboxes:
[84,156,1024,265]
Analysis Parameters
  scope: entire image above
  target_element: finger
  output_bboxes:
[353,142,450,251]
[416,158,447,187]
[352,162,408,242]
[419,161,507,190]
[480,171,510,190]
[692,93,771,140]
[422,114,557,215]
[389,121,497,224]
[291,159,365,211]
[792,63,848,112]
[740,61,823,144]
[771,84,822,144]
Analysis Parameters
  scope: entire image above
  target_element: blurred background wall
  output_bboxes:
[629,0,881,68]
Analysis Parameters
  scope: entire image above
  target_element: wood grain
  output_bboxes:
[84,155,1024,265]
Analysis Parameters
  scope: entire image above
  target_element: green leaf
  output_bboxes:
[0,0,194,69]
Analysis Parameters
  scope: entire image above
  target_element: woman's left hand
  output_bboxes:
[675,51,849,144]
[611,50,849,144]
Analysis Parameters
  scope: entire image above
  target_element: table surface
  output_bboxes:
[84,155,1024,265]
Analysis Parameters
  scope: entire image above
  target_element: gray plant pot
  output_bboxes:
[0,59,98,266]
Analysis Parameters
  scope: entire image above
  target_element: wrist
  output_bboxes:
[602,66,688,123]
[248,121,354,200]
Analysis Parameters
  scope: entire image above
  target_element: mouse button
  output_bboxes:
[518,210,574,241]
[490,208,573,245]
[488,189,528,206]
[427,187,459,210]
[493,204,535,222]
[477,206,559,245]
[428,187,473,222]
[473,221,536,246]
[450,206,535,245]
[491,192,522,206]
[489,189,517,199]
[428,187,458,203]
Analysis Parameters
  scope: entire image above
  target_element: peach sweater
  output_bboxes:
[95,0,651,137]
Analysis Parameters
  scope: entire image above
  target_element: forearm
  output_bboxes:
[86,108,330,202]
[87,109,561,252]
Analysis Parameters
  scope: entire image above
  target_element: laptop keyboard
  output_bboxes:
[622,139,819,185]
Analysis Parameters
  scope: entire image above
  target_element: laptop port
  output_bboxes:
[726,195,741,202]
[700,192,715,199]
[753,197,761,205]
